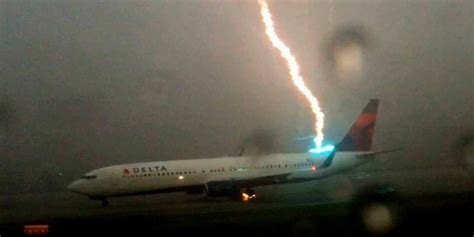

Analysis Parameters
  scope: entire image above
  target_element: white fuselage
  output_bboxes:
[68,152,368,198]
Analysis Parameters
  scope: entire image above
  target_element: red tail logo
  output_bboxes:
[337,99,378,151]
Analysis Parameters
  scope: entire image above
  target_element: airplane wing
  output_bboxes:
[206,173,291,189]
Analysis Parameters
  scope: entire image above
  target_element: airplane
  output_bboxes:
[68,99,395,207]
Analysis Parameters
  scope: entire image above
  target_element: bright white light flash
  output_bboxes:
[258,0,325,149]
[309,144,335,154]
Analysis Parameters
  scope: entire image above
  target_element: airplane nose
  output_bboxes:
[67,180,82,193]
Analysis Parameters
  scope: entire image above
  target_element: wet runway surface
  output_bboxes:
[1,168,473,236]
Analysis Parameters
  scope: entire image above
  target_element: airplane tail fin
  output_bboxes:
[336,99,379,152]
[319,99,379,169]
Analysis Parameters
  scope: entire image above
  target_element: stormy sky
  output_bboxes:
[1,0,472,193]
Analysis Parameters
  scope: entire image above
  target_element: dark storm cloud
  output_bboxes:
[1,0,472,193]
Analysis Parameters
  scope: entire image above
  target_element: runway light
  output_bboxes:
[24,225,49,235]
[178,176,184,180]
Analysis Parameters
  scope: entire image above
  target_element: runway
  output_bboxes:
[1,168,473,236]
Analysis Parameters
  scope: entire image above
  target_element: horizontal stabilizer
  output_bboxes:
[356,148,402,159]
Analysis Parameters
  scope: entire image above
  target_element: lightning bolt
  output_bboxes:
[258,0,325,149]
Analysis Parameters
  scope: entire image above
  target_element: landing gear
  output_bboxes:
[101,199,109,207]
[241,189,256,202]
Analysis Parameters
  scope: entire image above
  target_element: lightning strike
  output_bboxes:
[258,0,325,149]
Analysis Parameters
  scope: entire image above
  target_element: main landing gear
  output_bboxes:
[101,199,109,207]
[241,189,256,202]
[89,196,110,207]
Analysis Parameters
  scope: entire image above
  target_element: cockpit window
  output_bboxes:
[81,175,97,180]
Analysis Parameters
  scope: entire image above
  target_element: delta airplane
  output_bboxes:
[68,99,394,207]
